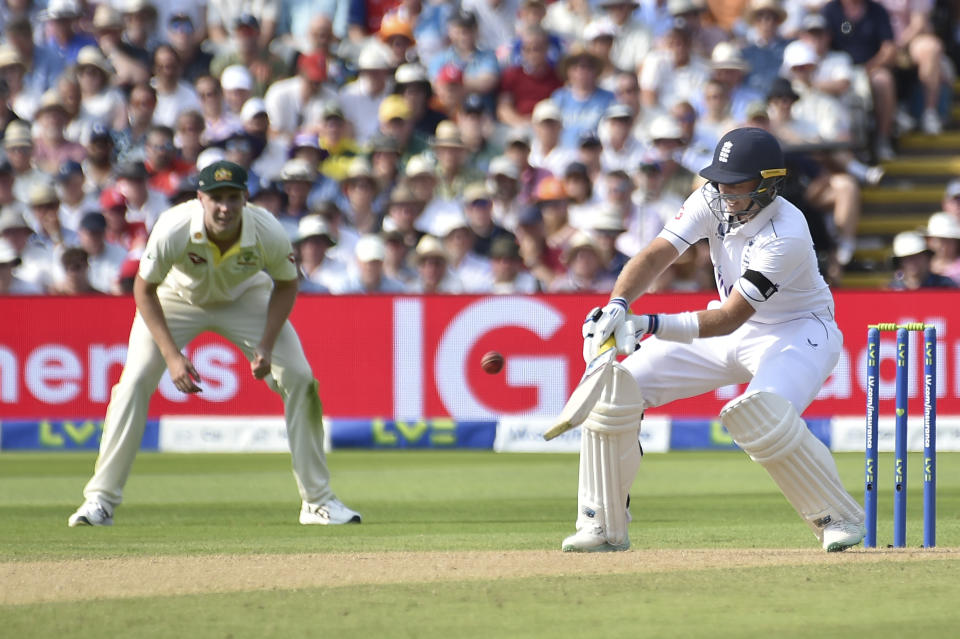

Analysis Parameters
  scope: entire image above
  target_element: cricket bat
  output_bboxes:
[543,334,618,441]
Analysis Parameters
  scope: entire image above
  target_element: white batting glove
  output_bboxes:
[585,298,632,360]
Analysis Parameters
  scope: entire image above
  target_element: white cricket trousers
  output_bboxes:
[622,312,842,414]
[84,282,333,509]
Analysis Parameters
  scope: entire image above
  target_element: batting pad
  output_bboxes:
[720,391,864,540]
[577,364,645,547]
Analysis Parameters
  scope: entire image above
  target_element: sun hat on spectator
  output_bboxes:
[343,157,375,182]
[44,0,81,20]
[801,13,827,32]
[583,18,617,42]
[430,121,465,149]
[290,132,320,156]
[0,44,24,69]
[356,233,387,262]
[35,90,67,118]
[395,63,430,86]
[781,40,818,73]
[357,42,396,71]
[603,104,634,121]
[93,4,123,30]
[322,101,345,120]
[240,97,268,122]
[196,147,226,170]
[488,155,520,180]
[667,0,704,16]
[296,214,336,245]
[76,45,112,75]
[892,231,930,259]
[944,179,960,200]
[711,41,750,72]
[221,65,253,92]
[589,203,627,233]
[745,0,786,24]
[435,64,464,86]
[405,154,436,178]
[380,14,415,44]
[562,231,602,263]
[532,100,562,124]
[297,52,327,82]
[120,0,157,17]
[379,94,412,123]
[647,114,683,141]
[505,127,531,147]
[767,77,799,102]
[28,181,59,206]
[415,234,448,262]
[535,176,567,202]
[463,182,491,202]
[0,207,31,233]
[3,121,31,148]
[280,158,316,182]
[433,210,470,238]
[80,212,107,234]
[389,183,420,205]
[57,160,83,182]
[100,187,127,210]
[926,212,960,240]
[0,237,20,266]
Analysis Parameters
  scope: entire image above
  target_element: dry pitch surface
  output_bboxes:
[4,547,958,606]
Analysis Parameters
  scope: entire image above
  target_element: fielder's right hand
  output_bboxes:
[167,353,202,393]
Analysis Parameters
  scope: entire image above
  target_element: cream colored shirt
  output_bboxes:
[139,200,298,306]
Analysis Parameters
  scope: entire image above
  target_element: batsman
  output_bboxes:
[68,161,360,527]
[561,128,865,553]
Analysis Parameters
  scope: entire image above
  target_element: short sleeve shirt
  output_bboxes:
[139,200,297,305]
[821,0,895,65]
[657,189,835,323]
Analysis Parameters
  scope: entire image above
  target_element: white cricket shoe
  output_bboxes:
[922,109,943,135]
[299,498,362,525]
[561,525,630,553]
[68,501,114,527]
[822,520,865,552]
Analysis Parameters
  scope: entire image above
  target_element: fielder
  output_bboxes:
[69,161,361,527]
[564,127,864,553]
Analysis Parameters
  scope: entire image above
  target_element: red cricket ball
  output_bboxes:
[481,351,504,375]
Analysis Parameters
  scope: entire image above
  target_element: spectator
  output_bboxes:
[552,43,616,148]
[91,5,149,89]
[430,120,483,200]
[340,157,381,235]
[340,42,397,143]
[195,75,243,146]
[117,83,158,164]
[889,230,957,289]
[543,0,592,42]
[639,25,710,114]
[376,93,429,164]
[119,0,160,61]
[549,231,615,292]
[497,25,563,127]
[42,0,96,75]
[144,125,194,197]
[49,246,96,295]
[488,154,523,231]
[457,93,501,174]
[0,236,41,294]
[667,0,728,60]
[114,160,168,230]
[821,0,899,160]
[382,228,417,286]
[32,90,86,175]
[514,203,560,286]
[432,62,466,117]
[314,103,358,182]
[100,187,148,251]
[705,41,765,124]
[5,16,59,96]
[408,233,463,293]
[379,14,417,66]
[612,70,658,142]
[942,178,960,221]
[394,63,446,137]
[152,45,202,128]
[28,179,75,252]
[925,211,960,284]
[462,181,511,257]
[210,14,286,96]
[368,133,403,212]
[341,233,407,293]
[694,78,737,151]
[0,205,46,289]
[276,158,317,238]
[529,99,578,177]
[564,160,600,230]
[242,99,286,180]
[294,214,346,293]
[536,174,577,257]
[165,13,213,84]
[279,2,345,54]
[56,161,97,233]
[504,127,551,206]
[428,11,500,103]
[645,114,698,201]
[488,233,540,293]
[599,104,643,174]
[81,124,117,192]
[587,202,630,279]
[4,120,45,205]
[207,0,278,49]
[382,182,425,252]
[596,0,653,76]
[75,212,126,294]
[618,153,679,259]
[434,209,492,292]
[74,46,127,134]
[0,43,40,120]
[500,0,564,69]
[462,0,519,53]
[741,0,790,96]
[220,65,254,117]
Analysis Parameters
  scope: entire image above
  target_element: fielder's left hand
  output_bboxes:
[251,347,272,380]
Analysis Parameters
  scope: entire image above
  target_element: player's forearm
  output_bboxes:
[132,276,181,361]
[258,279,298,353]
[611,238,679,304]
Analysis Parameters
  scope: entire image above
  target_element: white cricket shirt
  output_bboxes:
[658,190,834,324]
[139,200,298,305]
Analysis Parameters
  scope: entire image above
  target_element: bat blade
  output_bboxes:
[543,336,617,441]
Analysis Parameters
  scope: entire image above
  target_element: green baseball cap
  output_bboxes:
[197,160,248,192]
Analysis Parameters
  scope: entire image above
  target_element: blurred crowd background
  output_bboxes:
[1,0,960,297]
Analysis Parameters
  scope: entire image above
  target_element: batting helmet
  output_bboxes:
[698,127,786,231]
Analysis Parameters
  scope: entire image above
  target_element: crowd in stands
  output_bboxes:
[0,0,960,297]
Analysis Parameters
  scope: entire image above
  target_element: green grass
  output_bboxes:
[2,450,959,637]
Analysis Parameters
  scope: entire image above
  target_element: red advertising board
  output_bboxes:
[1,291,957,420]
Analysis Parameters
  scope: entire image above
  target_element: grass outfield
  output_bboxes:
[1,450,959,637]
